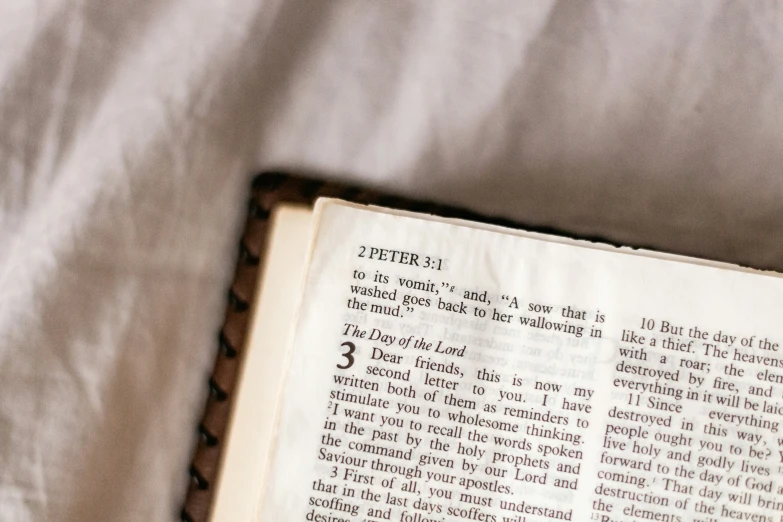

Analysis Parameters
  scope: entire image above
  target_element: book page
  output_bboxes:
[260,200,783,522]
[210,205,314,522]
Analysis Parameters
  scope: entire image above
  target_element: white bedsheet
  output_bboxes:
[2,1,783,520]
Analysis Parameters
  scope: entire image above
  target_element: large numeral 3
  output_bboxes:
[337,341,356,369]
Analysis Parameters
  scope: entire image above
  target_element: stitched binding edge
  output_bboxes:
[180,175,278,522]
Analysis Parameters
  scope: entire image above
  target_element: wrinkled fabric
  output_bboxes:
[2,1,783,520]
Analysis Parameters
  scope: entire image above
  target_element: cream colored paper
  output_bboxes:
[259,200,783,522]
[210,205,313,522]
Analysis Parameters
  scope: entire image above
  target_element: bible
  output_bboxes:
[182,173,783,522]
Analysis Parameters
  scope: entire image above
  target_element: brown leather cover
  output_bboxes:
[179,171,620,522]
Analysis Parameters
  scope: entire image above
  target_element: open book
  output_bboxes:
[184,176,783,522]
